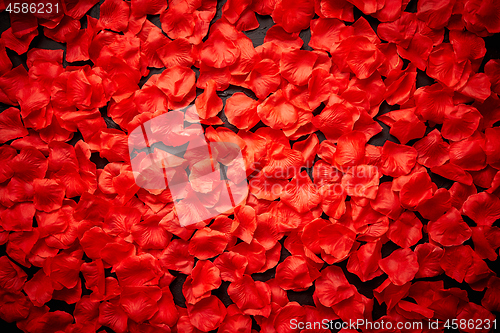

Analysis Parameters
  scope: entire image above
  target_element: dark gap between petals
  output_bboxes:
[169,273,187,308]
[287,285,315,306]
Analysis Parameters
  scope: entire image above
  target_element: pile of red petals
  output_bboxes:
[0,0,500,332]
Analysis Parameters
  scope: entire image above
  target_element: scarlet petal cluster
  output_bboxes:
[0,0,499,332]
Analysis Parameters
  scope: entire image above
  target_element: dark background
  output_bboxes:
[0,0,499,332]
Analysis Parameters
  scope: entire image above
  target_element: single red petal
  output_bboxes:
[449,132,487,171]
[399,171,433,210]
[74,296,101,328]
[387,211,422,248]
[341,165,380,200]
[318,223,356,263]
[115,254,163,287]
[214,251,248,282]
[312,102,357,141]
[397,33,433,71]
[482,277,500,312]
[379,248,419,286]
[149,289,179,327]
[346,241,383,282]
[227,274,271,317]
[43,248,83,289]
[414,243,444,279]
[99,299,129,333]
[457,302,495,333]
[195,79,223,120]
[230,240,266,274]
[276,255,320,291]
[233,205,257,244]
[244,58,280,99]
[234,8,260,31]
[11,147,48,182]
[440,245,473,283]
[188,227,230,260]
[264,25,303,49]
[157,37,194,68]
[460,73,492,105]
[416,187,452,221]
[52,278,82,304]
[223,92,260,130]
[0,107,28,144]
[159,239,194,274]
[380,141,418,178]
[484,59,500,94]
[99,0,130,32]
[131,215,171,249]
[0,256,27,293]
[340,36,384,79]
[292,134,319,167]
[0,146,16,184]
[280,49,318,86]
[184,260,221,304]
[412,129,450,168]
[333,131,366,167]
[485,128,500,169]
[462,192,500,227]
[314,266,356,307]
[272,0,315,33]
[1,27,38,55]
[0,202,35,232]
[427,43,467,89]
[318,0,354,21]
[281,171,321,214]
[273,302,308,333]
[427,208,472,247]
[442,105,482,141]
[5,229,39,267]
[416,0,454,29]
[309,18,345,53]
[369,181,403,220]
[81,260,105,296]
[186,295,227,331]
[377,12,417,47]
[414,83,454,124]
[200,29,240,69]
[431,162,473,185]
[449,182,477,210]
[33,179,65,213]
[120,286,162,323]
[156,65,196,108]
[257,90,299,130]
[218,304,252,332]
[471,226,498,261]
[253,212,284,251]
